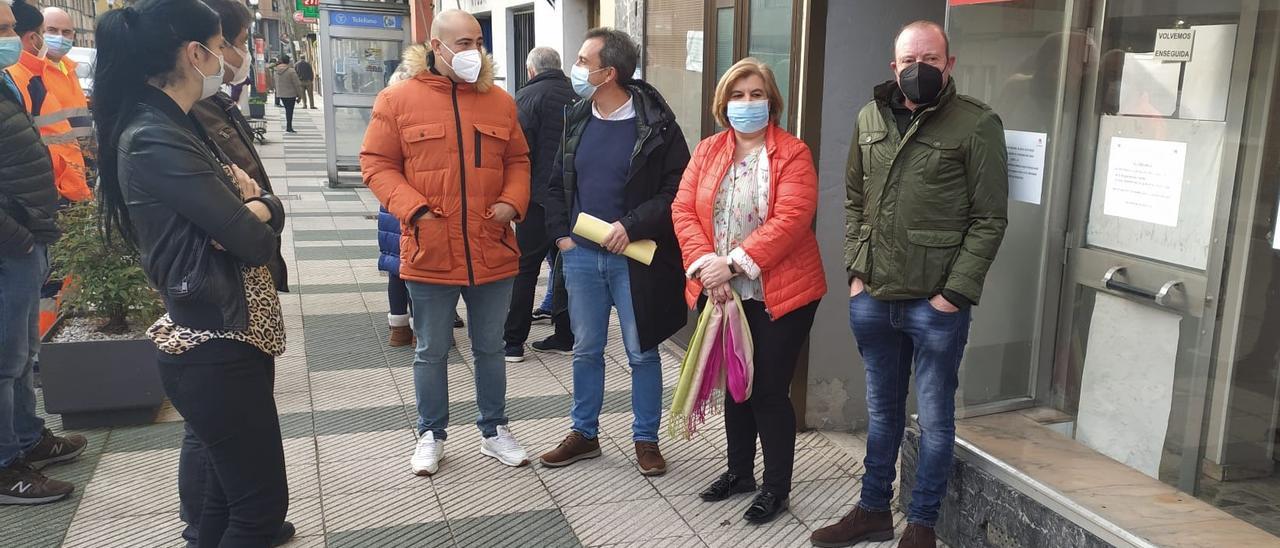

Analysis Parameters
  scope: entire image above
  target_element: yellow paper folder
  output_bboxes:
[571,213,657,265]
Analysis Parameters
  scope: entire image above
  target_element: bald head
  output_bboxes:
[42,6,74,60]
[894,20,948,59]
[429,9,484,82]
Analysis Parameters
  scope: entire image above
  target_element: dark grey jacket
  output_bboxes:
[0,72,59,256]
[514,69,577,206]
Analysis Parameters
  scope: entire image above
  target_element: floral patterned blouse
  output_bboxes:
[711,147,770,301]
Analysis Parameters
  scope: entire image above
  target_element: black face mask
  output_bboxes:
[898,62,946,105]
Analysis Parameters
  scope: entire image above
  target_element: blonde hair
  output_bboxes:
[712,57,784,128]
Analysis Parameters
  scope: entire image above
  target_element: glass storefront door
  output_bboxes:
[1054,0,1257,496]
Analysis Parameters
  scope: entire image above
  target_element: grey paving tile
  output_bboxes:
[306,351,390,372]
[561,498,695,546]
[294,282,367,294]
[326,521,452,548]
[293,229,378,241]
[313,405,410,437]
[321,484,441,533]
[102,421,186,453]
[61,512,185,548]
[280,411,316,439]
[316,429,416,463]
[450,508,581,548]
[541,462,661,507]
[296,246,379,261]
[434,475,554,518]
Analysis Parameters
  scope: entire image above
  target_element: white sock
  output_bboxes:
[388,313,411,328]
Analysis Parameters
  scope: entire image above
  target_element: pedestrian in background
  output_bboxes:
[7,0,90,202]
[40,7,97,190]
[361,9,531,478]
[0,0,88,507]
[95,0,291,543]
[503,45,576,363]
[272,55,302,133]
[672,57,824,525]
[295,55,315,109]
[811,21,1008,548]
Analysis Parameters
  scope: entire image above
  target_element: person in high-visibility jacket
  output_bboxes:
[41,7,95,192]
[7,0,90,202]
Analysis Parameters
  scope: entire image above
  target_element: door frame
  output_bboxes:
[699,0,806,139]
[1051,0,1262,493]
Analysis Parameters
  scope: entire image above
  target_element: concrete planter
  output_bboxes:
[40,325,163,429]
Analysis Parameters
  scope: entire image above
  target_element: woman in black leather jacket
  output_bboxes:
[93,0,289,545]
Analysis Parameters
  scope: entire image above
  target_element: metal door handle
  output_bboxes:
[1102,267,1184,307]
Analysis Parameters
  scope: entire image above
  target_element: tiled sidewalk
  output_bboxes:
[1,105,904,547]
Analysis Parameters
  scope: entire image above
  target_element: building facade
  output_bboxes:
[456,0,613,94]
[622,0,1280,545]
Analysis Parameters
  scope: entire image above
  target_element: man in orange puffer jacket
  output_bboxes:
[360,9,531,478]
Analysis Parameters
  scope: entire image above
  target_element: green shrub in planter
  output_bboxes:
[49,199,162,334]
[42,199,167,429]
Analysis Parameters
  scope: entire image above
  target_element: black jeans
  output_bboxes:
[281,98,297,131]
[387,271,409,316]
[164,340,288,548]
[723,299,819,497]
[504,203,570,345]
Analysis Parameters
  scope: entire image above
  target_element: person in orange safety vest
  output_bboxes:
[7,0,91,202]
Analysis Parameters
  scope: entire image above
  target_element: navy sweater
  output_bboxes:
[571,116,637,249]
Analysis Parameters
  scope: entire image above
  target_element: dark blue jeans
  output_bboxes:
[0,244,47,468]
[849,293,971,527]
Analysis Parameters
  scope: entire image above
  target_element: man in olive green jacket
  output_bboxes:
[812,20,1008,548]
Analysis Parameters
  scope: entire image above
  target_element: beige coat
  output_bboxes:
[273,65,304,99]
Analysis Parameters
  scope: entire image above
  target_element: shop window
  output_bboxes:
[643,0,705,149]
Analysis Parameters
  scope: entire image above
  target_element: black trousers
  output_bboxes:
[281,98,297,131]
[504,202,570,345]
[723,298,819,497]
[164,341,288,548]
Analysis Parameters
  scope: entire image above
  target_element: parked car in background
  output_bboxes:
[67,46,96,104]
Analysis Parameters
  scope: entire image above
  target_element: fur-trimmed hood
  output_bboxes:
[400,43,496,93]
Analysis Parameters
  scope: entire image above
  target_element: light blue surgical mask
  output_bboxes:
[726,100,770,134]
[571,64,607,100]
[0,36,21,69]
[43,35,73,59]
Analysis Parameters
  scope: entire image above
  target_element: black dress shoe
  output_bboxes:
[743,490,789,524]
[271,521,297,547]
[699,472,758,502]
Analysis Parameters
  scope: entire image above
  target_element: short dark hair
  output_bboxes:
[12,0,43,35]
[894,20,950,58]
[202,0,253,43]
[585,27,638,85]
[279,54,291,64]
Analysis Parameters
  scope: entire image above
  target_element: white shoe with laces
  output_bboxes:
[480,425,529,467]
[411,431,444,476]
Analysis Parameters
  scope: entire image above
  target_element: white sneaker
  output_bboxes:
[480,425,529,467]
[411,431,444,476]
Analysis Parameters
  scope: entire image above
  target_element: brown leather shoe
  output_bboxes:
[635,441,667,476]
[897,524,936,548]
[810,506,895,547]
[388,326,413,347]
[539,431,601,468]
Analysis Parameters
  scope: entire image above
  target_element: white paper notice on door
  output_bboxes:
[1102,137,1187,227]
[1005,130,1047,205]
[1076,293,1181,479]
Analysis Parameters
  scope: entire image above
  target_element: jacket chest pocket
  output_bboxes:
[914,137,968,213]
[859,130,890,180]
[402,123,447,169]
[474,123,509,170]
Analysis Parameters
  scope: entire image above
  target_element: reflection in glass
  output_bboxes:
[644,0,705,148]
[747,0,791,128]
[331,38,404,96]
[333,106,374,161]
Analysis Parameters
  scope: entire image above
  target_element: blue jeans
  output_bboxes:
[849,293,971,527]
[562,246,661,442]
[407,278,514,440]
[0,244,47,467]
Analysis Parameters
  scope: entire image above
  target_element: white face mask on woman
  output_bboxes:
[193,42,225,99]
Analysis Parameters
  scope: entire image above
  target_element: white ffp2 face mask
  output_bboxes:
[224,46,252,85]
[440,43,482,84]
[194,43,225,100]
